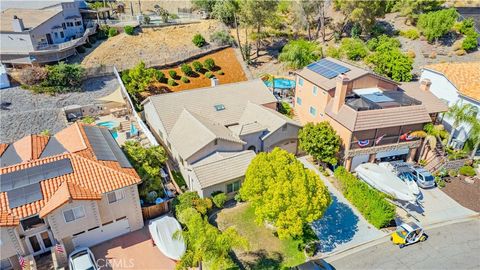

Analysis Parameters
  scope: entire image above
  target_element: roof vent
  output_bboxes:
[214,104,225,111]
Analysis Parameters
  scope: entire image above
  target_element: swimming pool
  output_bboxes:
[97,120,119,129]
[264,78,296,89]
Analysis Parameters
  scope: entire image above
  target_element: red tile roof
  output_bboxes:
[0,144,8,156]
[0,123,141,227]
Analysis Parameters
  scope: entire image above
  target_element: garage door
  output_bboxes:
[72,219,130,248]
[351,154,369,171]
[275,140,297,154]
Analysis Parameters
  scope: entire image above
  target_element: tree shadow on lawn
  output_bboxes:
[311,196,359,253]
[233,249,283,270]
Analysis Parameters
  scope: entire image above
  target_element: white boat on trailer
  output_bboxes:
[148,215,186,261]
[354,163,419,203]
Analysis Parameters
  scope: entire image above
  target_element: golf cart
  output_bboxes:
[391,222,427,248]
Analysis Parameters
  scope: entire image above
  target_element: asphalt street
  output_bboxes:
[327,219,480,270]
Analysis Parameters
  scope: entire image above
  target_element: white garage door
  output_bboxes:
[351,154,369,171]
[72,219,130,248]
[276,140,297,154]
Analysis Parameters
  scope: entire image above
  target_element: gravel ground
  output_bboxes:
[0,76,118,143]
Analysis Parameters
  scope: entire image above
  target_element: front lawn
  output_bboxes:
[214,203,305,268]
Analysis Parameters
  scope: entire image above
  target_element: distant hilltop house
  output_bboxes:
[420,61,480,156]
[293,57,448,171]
[0,0,97,65]
[0,123,143,270]
[143,80,301,198]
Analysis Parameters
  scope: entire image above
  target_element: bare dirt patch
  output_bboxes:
[442,176,480,212]
[81,20,227,70]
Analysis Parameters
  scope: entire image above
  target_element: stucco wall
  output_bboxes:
[199,176,244,198]
[294,74,332,125]
[186,139,244,164]
[240,131,263,152]
[263,123,300,153]
[0,227,23,260]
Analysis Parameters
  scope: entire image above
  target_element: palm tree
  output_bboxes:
[444,102,478,146]
[469,121,480,159]
[411,123,448,160]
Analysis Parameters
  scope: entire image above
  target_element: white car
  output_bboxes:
[69,247,97,270]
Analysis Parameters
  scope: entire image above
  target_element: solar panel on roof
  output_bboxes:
[0,158,73,192]
[83,125,117,161]
[40,137,67,158]
[307,59,351,79]
[7,183,43,208]
[100,128,132,168]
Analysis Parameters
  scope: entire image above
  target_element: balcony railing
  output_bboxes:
[35,26,96,51]
[350,135,420,150]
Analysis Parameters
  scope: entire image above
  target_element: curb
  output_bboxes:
[322,214,479,263]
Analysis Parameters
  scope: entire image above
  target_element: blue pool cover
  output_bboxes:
[264,78,296,89]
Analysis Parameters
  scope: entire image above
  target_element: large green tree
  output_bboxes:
[176,208,248,270]
[121,61,164,95]
[239,148,331,239]
[191,0,217,12]
[298,122,341,166]
[278,39,322,69]
[393,0,444,23]
[444,102,478,146]
[417,8,459,43]
[334,0,387,33]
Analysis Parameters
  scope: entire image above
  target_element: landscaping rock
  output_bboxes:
[464,177,475,184]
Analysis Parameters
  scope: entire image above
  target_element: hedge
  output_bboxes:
[334,166,395,228]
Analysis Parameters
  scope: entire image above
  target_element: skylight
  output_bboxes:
[214,104,225,111]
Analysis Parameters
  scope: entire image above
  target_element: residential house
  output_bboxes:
[294,58,448,171]
[420,62,480,156]
[143,80,301,198]
[0,1,95,65]
[0,123,143,270]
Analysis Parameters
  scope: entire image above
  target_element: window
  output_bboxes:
[296,97,302,105]
[63,206,85,223]
[75,21,82,26]
[54,32,58,38]
[298,77,304,86]
[227,181,241,193]
[309,106,317,117]
[20,215,45,231]
[62,23,66,29]
[313,86,318,96]
[214,104,225,111]
[60,31,64,38]
[107,190,125,204]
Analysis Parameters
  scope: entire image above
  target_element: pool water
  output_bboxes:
[264,78,296,89]
[97,121,119,129]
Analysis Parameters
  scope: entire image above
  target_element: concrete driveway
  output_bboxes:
[398,186,477,226]
[299,157,386,255]
[91,226,176,270]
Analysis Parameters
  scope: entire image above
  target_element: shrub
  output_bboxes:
[173,192,213,216]
[459,18,475,35]
[339,38,367,60]
[366,35,401,52]
[81,116,95,124]
[448,169,458,177]
[18,66,48,86]
[204,58,216,71]
[455,49,467,56]
[122,62,164,95]
[435,176,446,188]
[192,33,206,47]
[212,193,228,208]
[459,165,476,176]
[278,39,322,69]
[210,30,235,46]
[180,64,193,76]
[192,61,203,72]
[326,46,341,59]
[334,166,395,228]
[406,50,416,58]
[278,101,293,118]
[168,78,177,86]
[43,62,85,90]
[462,32,479,51]
[217,70,224,75]
[205,71,213,78]
[168,70,177,79]
[365,48,413,82]
[143,15,151,24]
[181,76,190,83]
[108,28,118,37]
[399,29,420,40]
[124,25,134,35]
[76,45,86,53]
[417,8,459,43]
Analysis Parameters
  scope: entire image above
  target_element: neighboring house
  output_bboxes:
[143,80,301,197]
[0,123,143,270]
[0,1,95,65]
[294,58,448,171]
[420,62,480,154]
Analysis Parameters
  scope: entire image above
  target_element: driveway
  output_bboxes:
[299,157,386,254]
[327,219,480,270]
[91,226,176,270]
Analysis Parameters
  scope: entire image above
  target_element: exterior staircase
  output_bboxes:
[423,139,448,173]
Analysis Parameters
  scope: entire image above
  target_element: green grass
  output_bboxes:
[215,203,305,268]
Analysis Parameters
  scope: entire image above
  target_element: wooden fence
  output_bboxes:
[141,199,171,220]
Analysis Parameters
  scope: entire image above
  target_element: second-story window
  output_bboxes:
[108,190,125,204]
[298,77,304,86]
[309,106,317,117]
[296,97,302,105]
[313,86,318,96]
[60,32,64,38]
[63,206,85,223]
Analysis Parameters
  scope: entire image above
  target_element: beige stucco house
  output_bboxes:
[0,123,142,270]
[143,80,301,198]
[294,58,448,171]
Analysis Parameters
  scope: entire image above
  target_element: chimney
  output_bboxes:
[420,78,431,91]
[12,15,25,32]
[332,73,349,114]
[210,77,219,87]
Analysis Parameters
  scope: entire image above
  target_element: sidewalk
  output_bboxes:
[298,157,386,256]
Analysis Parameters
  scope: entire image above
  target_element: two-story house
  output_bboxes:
[294,58,448,171]
[143,80,302,197]
[0,1,95,65]
[0,123,143,269]
[420,62,479,156]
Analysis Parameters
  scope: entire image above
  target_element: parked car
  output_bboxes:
[69,247,97,270]
[391,221,428,248]
[384,161,435,189]
[292,259,333,270]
